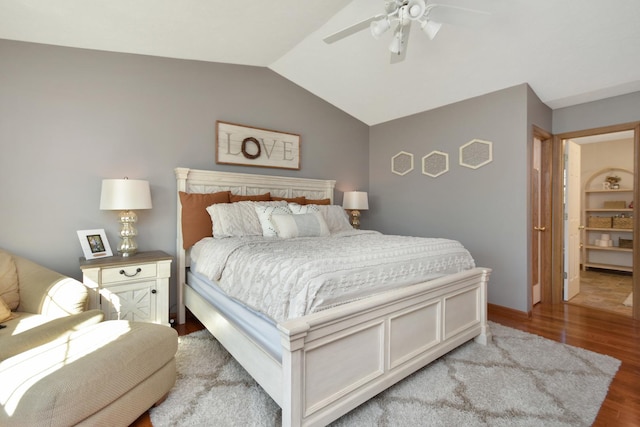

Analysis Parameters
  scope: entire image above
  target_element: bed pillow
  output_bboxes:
[271,196,306,204]
[178,191,231,249]
[289,204,353,233]
[305,198,331,205]
[271,212,330,239]
[317,205,354,233]
[229,193,271,202]
[288,203,319,215]
[208,201,287,238]
[255,204,294,237]
[0,251,19,310]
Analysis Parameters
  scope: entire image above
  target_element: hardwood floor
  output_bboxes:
[132,304,640,426]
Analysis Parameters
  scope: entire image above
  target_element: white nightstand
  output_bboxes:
[80,250,172,326]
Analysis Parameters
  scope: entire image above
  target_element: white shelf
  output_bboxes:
[583,262,633,273]
[582,167,634,273]
[585,188,633,193]
[584,245,632,252]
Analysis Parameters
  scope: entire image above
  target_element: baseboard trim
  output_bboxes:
[488,303,531,320]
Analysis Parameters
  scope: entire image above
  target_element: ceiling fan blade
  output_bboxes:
[428,5,491,28]
[323,14,386,44]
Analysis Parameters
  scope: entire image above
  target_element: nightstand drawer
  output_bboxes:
[102,263,157,283]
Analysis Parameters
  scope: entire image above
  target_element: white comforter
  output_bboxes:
[192,230,475,323]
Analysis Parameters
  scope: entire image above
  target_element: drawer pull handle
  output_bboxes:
[151,289,157,294]
[120,267,142,277]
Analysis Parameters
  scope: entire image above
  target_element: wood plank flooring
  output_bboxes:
[131,304,640,426]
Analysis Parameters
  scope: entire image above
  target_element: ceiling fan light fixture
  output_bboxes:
[407,0,426,20]
[388,28,405,54]
[421,19,442,40]
[370,17,391,39]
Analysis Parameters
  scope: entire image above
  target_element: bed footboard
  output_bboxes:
[278,267,491,427]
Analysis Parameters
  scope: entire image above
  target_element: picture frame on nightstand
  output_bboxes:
[77,229,113,259]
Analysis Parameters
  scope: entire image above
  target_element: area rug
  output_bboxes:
[150,322,620,426]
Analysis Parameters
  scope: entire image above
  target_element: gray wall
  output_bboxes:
[553,91,640,134]
[0,40,369,314]
[368,84,552,312]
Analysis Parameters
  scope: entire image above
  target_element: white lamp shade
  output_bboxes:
[343,191,369,210]
[100,179,152,210]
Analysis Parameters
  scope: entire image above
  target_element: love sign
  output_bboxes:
[216,121,301,170]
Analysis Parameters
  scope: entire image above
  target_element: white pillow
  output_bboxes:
[317,205,353,233]
[254,204,293,237]
[207,201,287,238]
[289,204,352,233]
[271,212,330,239]
[288,203,319,214]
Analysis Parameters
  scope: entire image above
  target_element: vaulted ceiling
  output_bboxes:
[2,0,640,125]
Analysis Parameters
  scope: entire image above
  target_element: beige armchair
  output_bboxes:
[0,249,178,427]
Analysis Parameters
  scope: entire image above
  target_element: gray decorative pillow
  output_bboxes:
[271,212,330,239]
[289,204,352,233]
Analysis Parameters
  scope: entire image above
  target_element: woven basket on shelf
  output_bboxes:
[612,217,633,229]
[588,216,612,228]
[619,238,633,249]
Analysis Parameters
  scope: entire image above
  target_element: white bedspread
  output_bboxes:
[192,230,475,323]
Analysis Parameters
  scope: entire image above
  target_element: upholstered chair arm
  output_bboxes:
[13,254,88,317]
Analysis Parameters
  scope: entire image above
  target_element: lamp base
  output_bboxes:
[117,210,138,257]
[349,209,361,229]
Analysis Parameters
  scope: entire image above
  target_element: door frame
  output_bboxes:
[550,122,640,320]
[532,126,554,309]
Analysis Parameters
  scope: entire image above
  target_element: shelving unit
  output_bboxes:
[582,168,634,273]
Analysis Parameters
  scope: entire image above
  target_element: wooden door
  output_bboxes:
[564,139,581,300]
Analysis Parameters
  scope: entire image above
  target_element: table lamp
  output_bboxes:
[343,191,369,229]
[100,178,152,257]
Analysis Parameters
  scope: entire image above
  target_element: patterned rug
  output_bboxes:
[150,322,620,426]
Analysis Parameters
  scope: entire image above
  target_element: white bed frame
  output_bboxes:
[175,167,491,427]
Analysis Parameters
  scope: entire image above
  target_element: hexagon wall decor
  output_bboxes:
[391,151,414,176]
[422,151,449,177]
[459,139,493,169]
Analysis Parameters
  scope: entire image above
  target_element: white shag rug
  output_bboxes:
[150,322,620,426]
[623,293,633,307]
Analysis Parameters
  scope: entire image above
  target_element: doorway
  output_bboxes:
[550,122,640,321]
[564,131,634,316]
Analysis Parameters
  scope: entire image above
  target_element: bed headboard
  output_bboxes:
[174,167,336,323]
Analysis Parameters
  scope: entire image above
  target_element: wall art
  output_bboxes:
[459,139,493,169]
[391,151,414,176]
[216,121,300,170]
[422,151,449,177]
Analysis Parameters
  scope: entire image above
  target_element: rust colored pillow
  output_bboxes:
[305,198,331,205]
[179,191,231,249]
[271,196,306,204]
[229,192,271,202]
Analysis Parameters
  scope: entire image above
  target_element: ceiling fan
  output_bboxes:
[323,0,490,63]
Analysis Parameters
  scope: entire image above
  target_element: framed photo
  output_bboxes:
[216,121,301,170]
[77,229,113,259]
